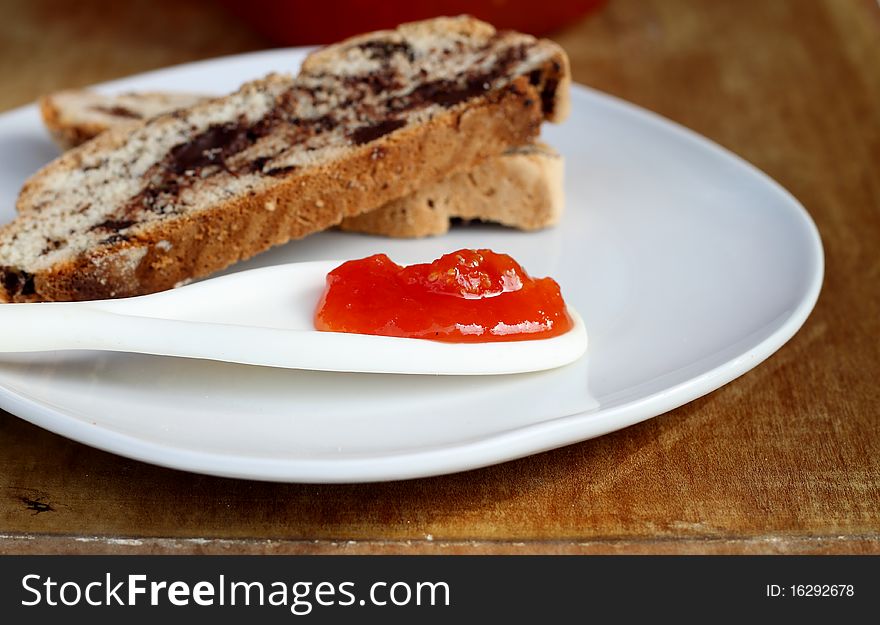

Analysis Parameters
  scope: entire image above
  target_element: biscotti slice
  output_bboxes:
[340,142,563,237]
[1,15,569,302]
[39,90,565,238]
[40,90,209,150]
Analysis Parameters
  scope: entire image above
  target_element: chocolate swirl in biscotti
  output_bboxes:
[1,16,570,302]
[39,91,210,151]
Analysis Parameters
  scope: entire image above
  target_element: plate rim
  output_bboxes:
[0,49,824,483]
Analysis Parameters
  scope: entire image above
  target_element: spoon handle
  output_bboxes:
[0,302,230,357]
[0,303,118,352]
[0,301,312,367]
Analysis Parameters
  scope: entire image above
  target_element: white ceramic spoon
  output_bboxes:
[0,260,587,375]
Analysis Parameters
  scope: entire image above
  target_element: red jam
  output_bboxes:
[314,249,573,343]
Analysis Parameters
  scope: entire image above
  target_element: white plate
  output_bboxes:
[0,49,823,482]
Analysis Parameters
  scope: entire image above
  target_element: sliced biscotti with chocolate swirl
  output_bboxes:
[1,15,569,302]
[40,90,209,150]
[39,90,565,238]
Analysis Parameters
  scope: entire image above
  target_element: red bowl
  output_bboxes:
[215,0,605,45]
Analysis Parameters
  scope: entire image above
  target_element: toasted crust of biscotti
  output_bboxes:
[340,142,563,237]
[40,90,209,150]
[1,16,570,302]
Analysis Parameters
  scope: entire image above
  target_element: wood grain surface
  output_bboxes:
[1,0,878,555]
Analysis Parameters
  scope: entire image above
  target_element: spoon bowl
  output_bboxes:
[0,261,587,375]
